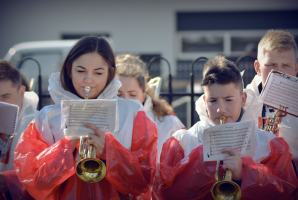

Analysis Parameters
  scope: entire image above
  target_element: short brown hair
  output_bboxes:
[258,30,297,62]
[202,56,243,93]
[116,54,173,119]
[0,60,22,88]
[60,36,116,97]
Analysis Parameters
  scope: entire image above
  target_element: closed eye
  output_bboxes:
[1,94,10,99]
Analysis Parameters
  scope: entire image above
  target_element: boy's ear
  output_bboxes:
[203,94,207,107]
[18,85,26,100]
[295,62,298,75]
[254,60,261,76]
[241,92,247,108]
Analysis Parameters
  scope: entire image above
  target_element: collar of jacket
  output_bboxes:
[48,72,122,103]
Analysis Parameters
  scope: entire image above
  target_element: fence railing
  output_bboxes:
[18,57,42,110]
[147,55,255,127]
[18,55,255,126]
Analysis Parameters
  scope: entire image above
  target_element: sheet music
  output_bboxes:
[261,71,298,117]
[61,99,118,136]
[0,102,19,135]
[203,120,255,161]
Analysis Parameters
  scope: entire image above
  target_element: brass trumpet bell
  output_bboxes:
[75,137,107,183]
[211,169,241,200]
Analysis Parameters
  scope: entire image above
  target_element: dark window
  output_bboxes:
[182,36,223,52]
[177,10,298,31]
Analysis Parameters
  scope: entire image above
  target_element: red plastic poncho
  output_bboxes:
[155,137,297,200]
[14,73,158,200]
[14,110,157,200]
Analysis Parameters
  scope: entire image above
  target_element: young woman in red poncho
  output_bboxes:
[14,36,158,200]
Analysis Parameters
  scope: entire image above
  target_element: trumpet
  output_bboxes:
[211,116,241,200]
[264,105,288,136]
[147,77,162,98]
[75,86,107,183]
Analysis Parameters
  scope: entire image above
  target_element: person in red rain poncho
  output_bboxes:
[14,36,158,200]
[155,56,297,200]
[116,54,185,199]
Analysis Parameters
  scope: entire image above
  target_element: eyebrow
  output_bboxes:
[75,66,105,70]
[265,61,293,65]
[1,93,11,97]
[209,95,234,99]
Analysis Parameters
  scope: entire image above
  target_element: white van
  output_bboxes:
[4,40,78,108]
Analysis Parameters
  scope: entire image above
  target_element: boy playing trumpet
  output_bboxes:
[155,56,297,200]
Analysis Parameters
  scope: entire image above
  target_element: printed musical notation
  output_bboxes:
[61,99,118,135]
[203,120,255,161]
[68,106,110,128]
[261,71,298,118]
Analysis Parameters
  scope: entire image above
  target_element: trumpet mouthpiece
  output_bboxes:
[219,116,226,124]
[84,86,91,99]
[85,86,91,93]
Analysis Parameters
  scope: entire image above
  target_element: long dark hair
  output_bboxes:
[60,36,116,97]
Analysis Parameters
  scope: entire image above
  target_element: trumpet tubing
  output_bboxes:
[75,86,107,183]
[211,115,241,200]
[264,105,288,136]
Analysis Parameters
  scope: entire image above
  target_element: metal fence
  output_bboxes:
[18,55,256,128]
[147,56,256,128]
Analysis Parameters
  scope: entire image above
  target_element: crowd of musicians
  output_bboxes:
[0,29,297,200]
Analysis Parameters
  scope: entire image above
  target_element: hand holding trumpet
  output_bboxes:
[70,123,106,157]
[221,148,242,181]
[83,122,106,156]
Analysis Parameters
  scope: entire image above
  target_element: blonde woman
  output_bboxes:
[116,54,185,162]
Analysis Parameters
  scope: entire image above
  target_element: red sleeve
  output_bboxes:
[103,111,158,196]
[157,137,215,199]
[1,170,34,200]
[241,137,297,200]
[157,137,297,200]
[14,122,75,200]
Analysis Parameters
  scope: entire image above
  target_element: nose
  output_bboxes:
[122,93,127,99]
[217,100,226,114]
[276,64,282,72]
[84,73,94,84]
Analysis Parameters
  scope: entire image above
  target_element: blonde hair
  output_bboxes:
[258,30,297,61]
[116,54,173,120]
